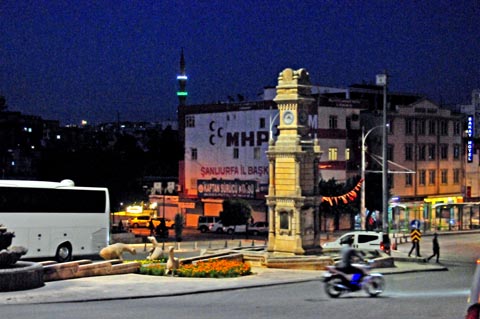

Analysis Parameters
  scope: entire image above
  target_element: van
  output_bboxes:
[197,216,220,233]
[322,231,386,251]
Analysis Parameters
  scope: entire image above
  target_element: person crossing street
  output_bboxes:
[427,232,440,263]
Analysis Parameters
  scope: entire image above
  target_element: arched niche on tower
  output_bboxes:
[278,209,293,235]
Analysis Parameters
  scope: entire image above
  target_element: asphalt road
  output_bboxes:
[3,232,478,319]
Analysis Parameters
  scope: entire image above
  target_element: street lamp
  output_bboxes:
[360,125,385,230]
[376,71,390,241]
[269,111,279,141]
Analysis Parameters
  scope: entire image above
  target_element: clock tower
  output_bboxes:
[266,68,322,255]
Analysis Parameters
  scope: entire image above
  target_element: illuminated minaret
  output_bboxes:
[177,48,188,106]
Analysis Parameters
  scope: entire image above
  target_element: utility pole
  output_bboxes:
[361,125,384,230]
[376,71,390,249]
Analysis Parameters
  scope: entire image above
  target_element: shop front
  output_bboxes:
[389,195,476,232]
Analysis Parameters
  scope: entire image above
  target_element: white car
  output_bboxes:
[223,224,247,234]
[197,216,221,233]
[208,220,224,233]
[223,222,269,235]
[322,231,387,252]
[249,222,269,235]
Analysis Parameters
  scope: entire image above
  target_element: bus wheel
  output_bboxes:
[55,243,72,262]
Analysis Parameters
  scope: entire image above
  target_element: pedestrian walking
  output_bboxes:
[408,229,422,257]
[427,232,440,263]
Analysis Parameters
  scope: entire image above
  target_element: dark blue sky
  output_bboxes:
[1,1,479,125]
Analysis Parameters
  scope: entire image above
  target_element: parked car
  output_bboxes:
[322,231,388,252]
[223,224,247,234]
[208,220,224,233]
[249,221,269,236]
[128,215,151,228]
[223,222,269,235]
[197,216,221,233]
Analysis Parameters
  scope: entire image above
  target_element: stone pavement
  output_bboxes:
[0,242,446,305]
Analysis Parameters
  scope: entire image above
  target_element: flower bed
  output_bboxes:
[139,259,252,278]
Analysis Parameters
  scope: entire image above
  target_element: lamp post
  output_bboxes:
[360,125,385,230]
[269,111,280,141]
[376,71,389,239]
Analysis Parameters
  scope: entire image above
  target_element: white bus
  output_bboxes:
[0,179,110,262]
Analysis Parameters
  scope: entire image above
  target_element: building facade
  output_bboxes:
[364,98,466,231]
[178,101,278,221]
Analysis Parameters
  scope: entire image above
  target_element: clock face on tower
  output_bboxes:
[283,110,295,125]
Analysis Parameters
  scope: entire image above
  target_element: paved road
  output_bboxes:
[1,232,477,319]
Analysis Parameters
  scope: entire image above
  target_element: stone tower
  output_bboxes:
[266,68,322,255]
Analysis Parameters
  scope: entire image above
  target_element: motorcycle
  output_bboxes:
[323,262,385,298]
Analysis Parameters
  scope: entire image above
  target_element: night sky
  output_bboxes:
[1,1,479,125]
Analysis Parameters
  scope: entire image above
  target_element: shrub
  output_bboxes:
[177,259,251,278]
[138,259,251,278]
[140,263,166,275]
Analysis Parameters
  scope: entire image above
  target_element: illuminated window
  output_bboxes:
[329,116,338,129]
[185,115,195,128]
[233,148,239,159]
[328,147,338,161]
[253,147,261,160]
[441,170,448,184]
[345,148,350,161]
[191,148,197,160]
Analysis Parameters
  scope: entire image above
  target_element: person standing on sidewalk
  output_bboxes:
[427,232,440,263]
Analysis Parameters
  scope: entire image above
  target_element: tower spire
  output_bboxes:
[177,48,188,106]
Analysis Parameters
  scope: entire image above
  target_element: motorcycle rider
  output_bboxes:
[338,236,367,283]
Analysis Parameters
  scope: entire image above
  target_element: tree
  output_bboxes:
[220,199,252,238]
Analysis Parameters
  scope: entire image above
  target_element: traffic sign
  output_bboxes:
[410,229,422,242]
[410,219,421,229]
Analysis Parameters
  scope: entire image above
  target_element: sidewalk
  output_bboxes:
[0,243,446,305]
